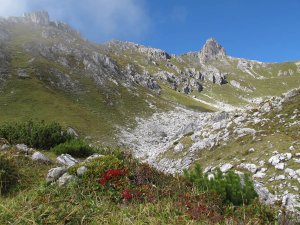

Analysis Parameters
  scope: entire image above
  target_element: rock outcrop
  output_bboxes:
[24,11,50,26]
[199,38,226,64]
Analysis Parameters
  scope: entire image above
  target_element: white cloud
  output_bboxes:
[0,0,29,17]
[0,0,150,41]
[79,0,150,38]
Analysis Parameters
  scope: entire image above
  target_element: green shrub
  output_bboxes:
[184,164,257,205]
[51,139,94,157]
[0,155,19,195]
[0,120,73,149]
[68,155,122,182]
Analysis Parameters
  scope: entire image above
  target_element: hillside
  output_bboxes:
[0,11,300,144]
[0,11,300,223]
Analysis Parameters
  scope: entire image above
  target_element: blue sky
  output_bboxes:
[1,0,300,62]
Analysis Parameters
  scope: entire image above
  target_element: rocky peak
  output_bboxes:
[23,11,50,26]
[199,38,226,64]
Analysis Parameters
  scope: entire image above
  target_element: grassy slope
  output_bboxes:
[110,46,300,109]
[0,148,276,225]
[0,23,215,145]
[193,93,300,195]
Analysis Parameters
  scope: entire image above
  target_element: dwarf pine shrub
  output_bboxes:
[0,155,19,195]
[184,163,257,205]
[51,139,94,157]
[0,120,73,149]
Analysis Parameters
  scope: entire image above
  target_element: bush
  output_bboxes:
[51,139,94,157]
[0,155,19,195]
[0,120,73,149]
[184,164,257,205]
[68,155,123,182]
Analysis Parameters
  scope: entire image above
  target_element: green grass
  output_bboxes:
[160,83,215,111]
[0,46,173,145]
[0,148,278,225]
[191,92,300,196]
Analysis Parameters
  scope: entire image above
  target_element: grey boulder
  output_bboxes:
[77,166,87,176]
[56,154,78,167]
[32,151,51,163]
[46,167,67,183]
[58,173,77,187]
[1,144,10,150]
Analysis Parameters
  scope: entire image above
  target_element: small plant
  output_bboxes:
[0,155,19,195]
[184,163,258,205]
[51,139,94,157]
[99,168,127,185]
[177,193,223,221]
[68,155,123,182]
[121,189,133,201]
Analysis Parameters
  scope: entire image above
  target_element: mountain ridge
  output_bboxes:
[0,10,300,140]
[0,11,300,220]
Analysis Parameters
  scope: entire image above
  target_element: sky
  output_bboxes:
[0,0,300,62]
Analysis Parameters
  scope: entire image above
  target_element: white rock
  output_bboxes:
[275,163,285,170]
[56,154,78,167]
[204,166,213,173]
[190,138,214,151]
[32,151,51,163]
[85,154,104,162]
[268,153,290,166]
[296,169,300,176]
[1,144,10,150]
[212,121,227,130]
[58,173,77,187]
[293,158,300,164]
[275,175,286,180]
[284,153,292,160]
[233,116,246,124]
[293,186,299,192]
[282,193,300,213]
[260,102,272,113]
[208,174,215,180]
[234,128,256,137]
[248,148,255,153]
[77,166,87,176]
[268,155,281,166]
[220,163,233,173]
[260,168,268,173]
[284,168,297,179]
[46,167,66,183]
[67,127,79,137]
[254,182,277,205]
[174,143,184,152]
[238,163,257,173]
[295,153,300,157]
[16,144,29,152]
[289,146,295,151]
[253,172,266,179]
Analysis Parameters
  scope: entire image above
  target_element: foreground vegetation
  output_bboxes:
[0,120,278,224]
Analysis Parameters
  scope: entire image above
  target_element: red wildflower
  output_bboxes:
[122,189,133,200]
[99,168,126,185]
[99,178,106,185]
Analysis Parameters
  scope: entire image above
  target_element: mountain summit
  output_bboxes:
[23,11,50,26]
[199,38,226,63]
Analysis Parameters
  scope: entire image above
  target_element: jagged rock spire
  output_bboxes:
[23,11,50,26]
[199,38,226,64]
